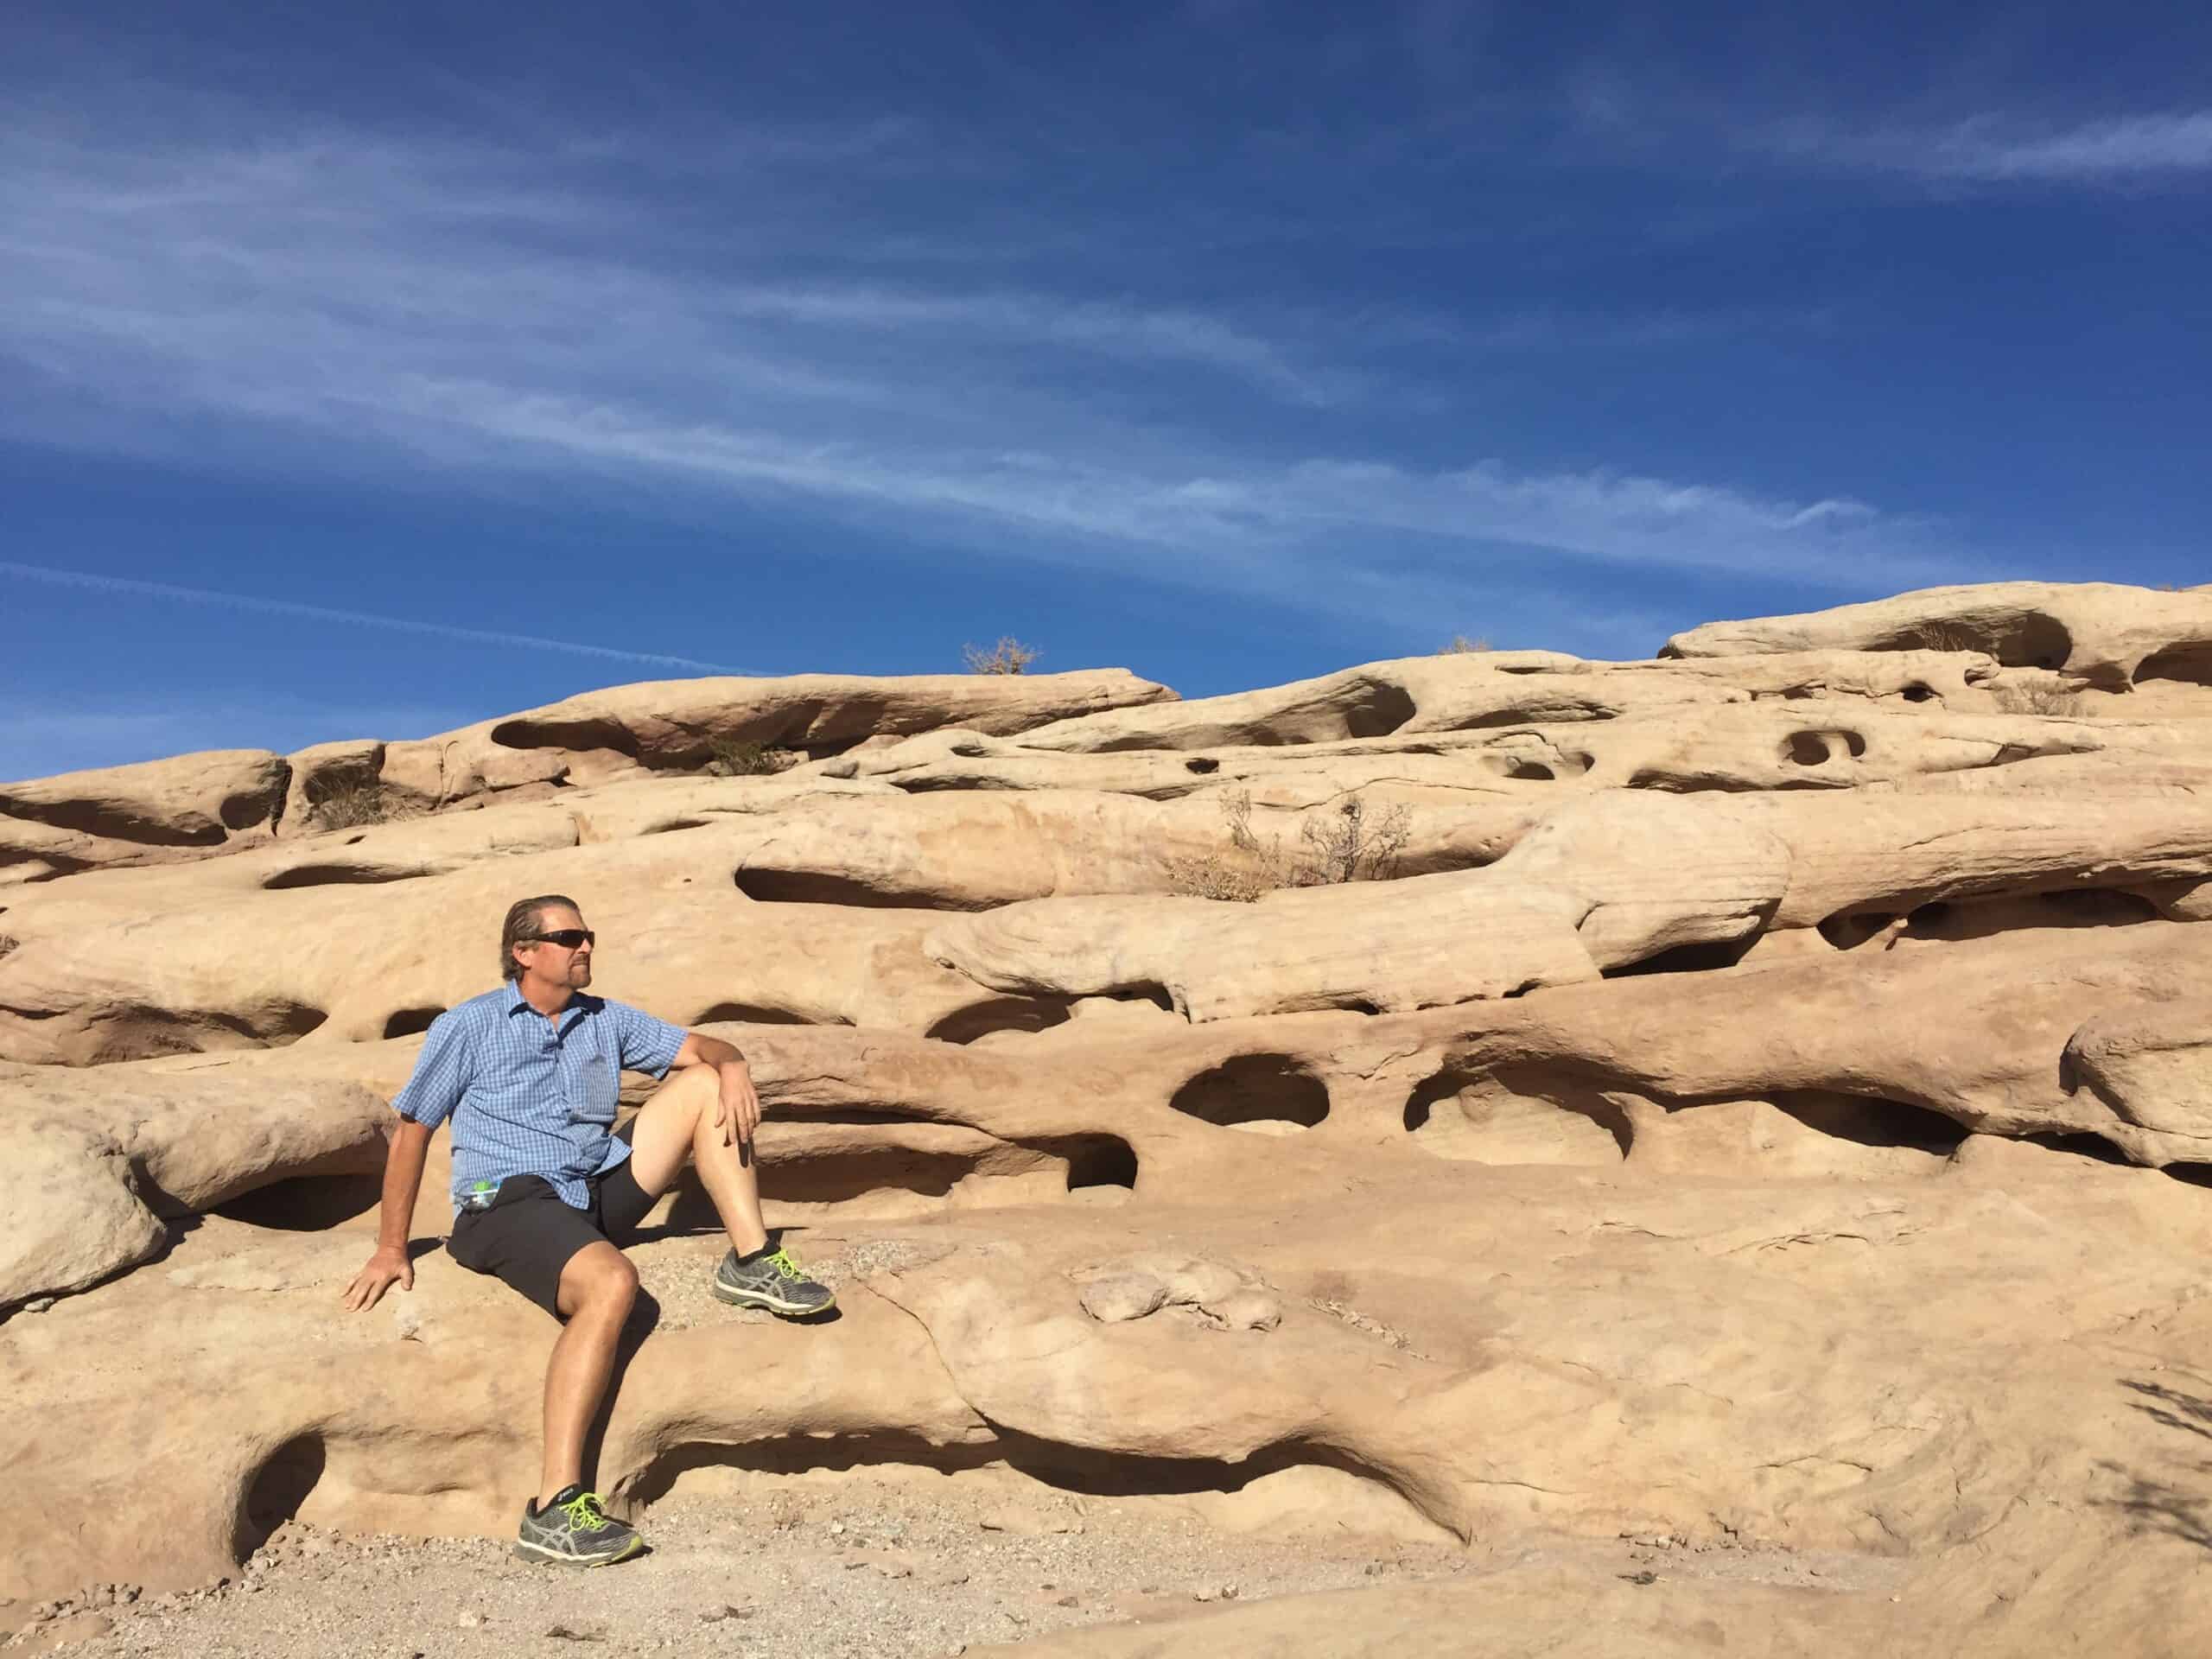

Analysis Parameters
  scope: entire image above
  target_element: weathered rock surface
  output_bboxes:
[1664,579,2212,690]
[0,1063,386,1308]
[5,581,2212,1659]
[0,670,1173,880]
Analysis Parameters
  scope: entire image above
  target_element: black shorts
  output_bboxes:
[446,1158,655,1318]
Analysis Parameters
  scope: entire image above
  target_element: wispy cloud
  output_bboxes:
[0,111,1980,627]
[0,562,748,673]
[0,696,486,782]
[1761,110,2212,184]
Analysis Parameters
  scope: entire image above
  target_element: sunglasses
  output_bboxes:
[527,929,595,950]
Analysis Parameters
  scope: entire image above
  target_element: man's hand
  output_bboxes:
[342,1245,414,1312]
[713,1058,762,1145]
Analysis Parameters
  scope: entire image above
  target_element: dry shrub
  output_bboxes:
[707,736,798,776]
[305,775,400,830]
[1166,791,1414,901]
[0,933,18,964]
[1164,790,1278,902]
[1914,621,1984,654]
[1993,683,2088,717]
[963,637,1041,675]
[1294,795,1412,885]
[1440,634,1493,654]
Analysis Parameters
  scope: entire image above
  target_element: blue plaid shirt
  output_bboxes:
[393,982,689,1214]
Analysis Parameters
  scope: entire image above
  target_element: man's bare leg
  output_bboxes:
[539,1241,639,1508]
[623,1065,769,1256]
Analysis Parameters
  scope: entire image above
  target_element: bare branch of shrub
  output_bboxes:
[707,736,798,776]
[0,933,18,963]
[1914,621,1984,654]
[1992,683,2088,717]
[1166,790,1413,900]
[305,775,403,830]
[1290,797,1414,887]
[1439,634,1493,654]
[963,637,1042,675]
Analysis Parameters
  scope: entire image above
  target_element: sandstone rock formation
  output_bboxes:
[6,581,2212,1656]
[0,669,1173,881]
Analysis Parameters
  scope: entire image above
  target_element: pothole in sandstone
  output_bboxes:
[2135,639,2212,687]
[1168,1055,1330,1132]
[1402,1071,1627,1165]
[209,1174,385,1233]
[260,863,431,890]
[1782,728,1867,767]
[53,1000,334,1063]
[925,995,1075,1044]
[732,865,987,910]
[1817,887,2163,950]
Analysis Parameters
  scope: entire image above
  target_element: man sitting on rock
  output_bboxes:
[342,893,832,1567]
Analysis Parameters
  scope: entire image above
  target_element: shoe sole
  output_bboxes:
[712,1279,837,1317]
[512,1534,647,1567]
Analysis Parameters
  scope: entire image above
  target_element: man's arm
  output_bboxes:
[341,1117,435,1311]
[344,1007,469,1313]
[670,1031,761,1146]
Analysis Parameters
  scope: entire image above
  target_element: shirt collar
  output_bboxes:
[504,982,602,1020]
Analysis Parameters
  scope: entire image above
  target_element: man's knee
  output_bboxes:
[563,1244,638,1316]
[651,1064,715,1126]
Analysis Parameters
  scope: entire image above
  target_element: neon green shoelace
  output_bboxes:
[761,1248,807,1281]
[561,1491,613,1532]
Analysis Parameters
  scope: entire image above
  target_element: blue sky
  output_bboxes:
[3,2,2208,781]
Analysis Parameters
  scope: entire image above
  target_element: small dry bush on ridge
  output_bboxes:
[706,735,799,776]
[1992,683,2089,717]
[963,637,1041,675]
[1439,634,1493,654]
[304,774,404,830]
[1913,621,1986,655]
[1166,790,1414,902]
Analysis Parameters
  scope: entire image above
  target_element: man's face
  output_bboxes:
[516,904,594,991]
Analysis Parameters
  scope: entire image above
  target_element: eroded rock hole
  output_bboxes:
[487,715,639,758]
[925,997,1075,1044]
[1603,938,1758,977]
[213,1174,385,1232]
[1783,729,1866,766]
[1169,1056,1329,1129]
[1768,1093,1968,1156]
[238,1433,327,1556]
[695,1001,816,1026]
[2134,641,2212,688]
[1894,613,2073,671]
[1817,910,1896,950]
[1342,681,1420,741]
[1892,888,2162,946]
[2027,1130,2133,1165]
[382,1006,446,1039]
[0,790,229,849]
[734,867,980,910]
[1902,683,1936,703]
[1402,1069,1630,1163]
[263,864,428,890]
[1185,757,1221,774]
[1043,1134,1140,1191]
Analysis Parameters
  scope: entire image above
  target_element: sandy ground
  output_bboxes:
[4,1457,1904,1659]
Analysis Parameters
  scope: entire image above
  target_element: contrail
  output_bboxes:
[0,560,749,675]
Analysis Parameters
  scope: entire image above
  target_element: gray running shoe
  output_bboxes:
[514,1486,645,1567]
[713,1244,836,1316]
